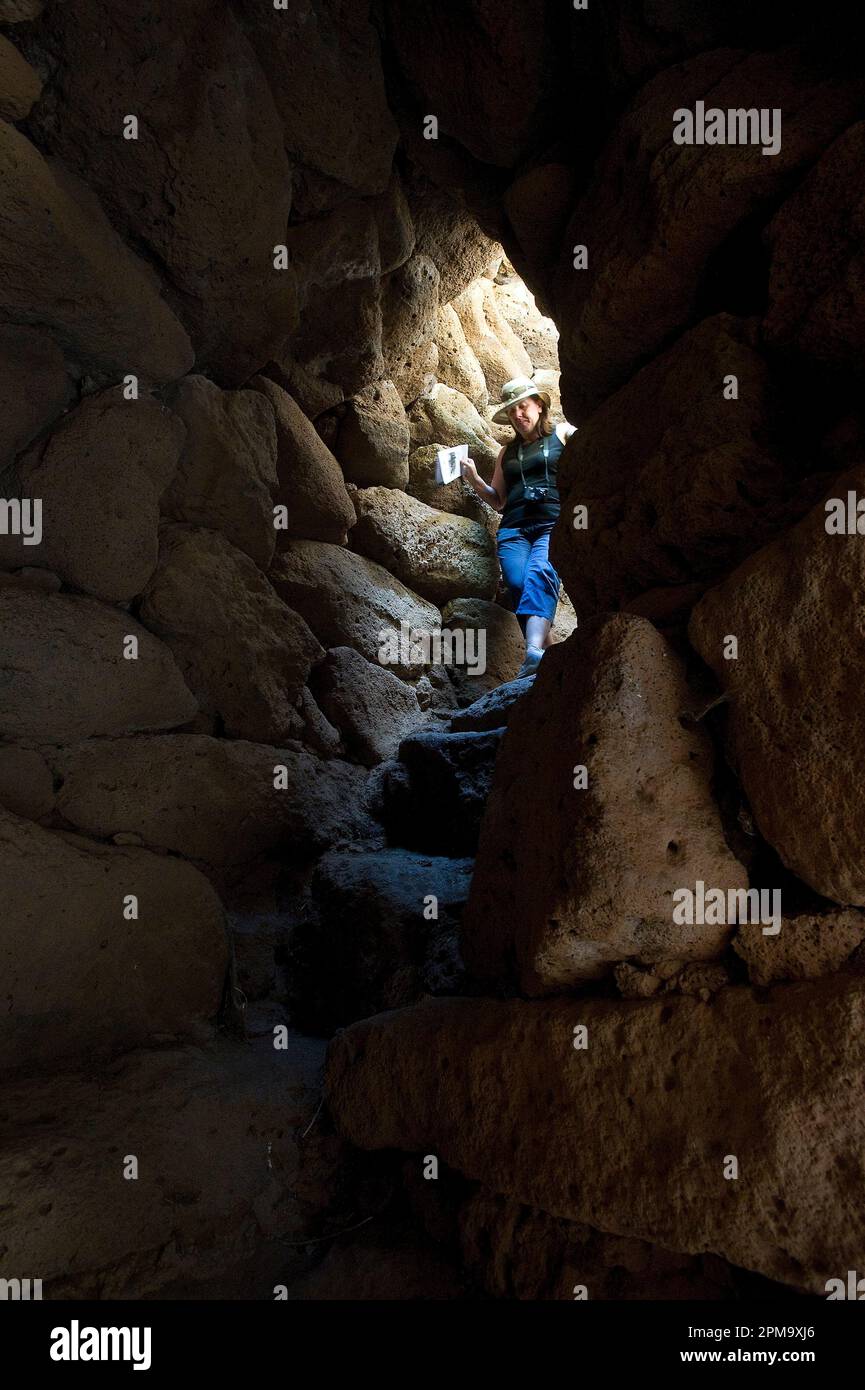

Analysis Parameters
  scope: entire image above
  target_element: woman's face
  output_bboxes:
[508,395,542,437]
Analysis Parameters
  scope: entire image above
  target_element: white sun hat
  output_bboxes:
[491,376,552,425]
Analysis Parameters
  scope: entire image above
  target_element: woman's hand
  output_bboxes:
[461,458,481,485]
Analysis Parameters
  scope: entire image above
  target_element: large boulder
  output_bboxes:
[336,379,411,489]
[0,744,54,821]
[325,976,865,1293]
[284,848,473,1030]
[0,387,185,602]
[433,304,488,411]
[282,275,384,412]
[503,162,577,278]
[450,279,533,398]
[162,376,279,568]
[450,676,535,732]
[0,588,197,742]
[0,808,227,1071]
[270,540,441,679]
[380,729,503,856]
[381,254,441,389]
[50,735,376,878]
[0,122,192,381]
[0,33,41,121]
[407,179,498,303]
[439,598,524,699]
[688,466,865,905]
[310,646,421,767]
[0,1034,334,1298]
[457,1189,743,1302]
[764,120,865,364]
[551,314,792,616]
[28,0,295,383]
[382,0,553,168]
[0,1,44,20]
[463,615,746,991]
[348,486,498,606]
[0,324,71,469]
[407,444,497,532]
[235,0,398,213]
[734,909,865,986]
[140,526,323,744]
[407,384,501,476]
[249,377,356,544]
[492,275,560,373]
[551,48,865,416]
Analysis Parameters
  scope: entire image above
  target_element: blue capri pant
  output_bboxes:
[497,521,561,628]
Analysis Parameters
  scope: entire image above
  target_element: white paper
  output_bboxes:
[435,443,468,485]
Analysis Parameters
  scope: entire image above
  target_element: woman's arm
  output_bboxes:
[462,447,507,511]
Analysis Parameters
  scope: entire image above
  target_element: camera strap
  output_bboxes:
[517,435,551,491]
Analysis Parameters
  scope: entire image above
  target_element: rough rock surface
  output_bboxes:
[0,588,197,742]
[440,598,525,700]
[28,0,297,382]
[689,467,865,906]
[0,122,193,381]
[408,385,501,476]
[433,304,488,411]
[336,379,410,488]
[552,48,865,415]
[0,1034,334,1298]
[0,324,71,467]
[310,646,421,767]
[1,388,185,602]
[285,848,472,1030]
[349,485,498,606]
[457,1190,745,1301]
[734,910,865,986]
[0,808,228,1070]
[764,120,865,364]
[463,614,746,991]
[325,977,865,1293]
[0,744,54,820]
[50,735,376,875]
[271,540,441,678]
[250,377,356,544]
[140,526,322,743]
[380,729,503,856]
[0,33,41,120]
[449,676,535,732]
[551,314,792,615]
[450,279,533,398]
[237,0,399,209]
[162,376,278,568]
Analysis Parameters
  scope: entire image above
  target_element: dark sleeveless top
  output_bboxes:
[500,428,566,528]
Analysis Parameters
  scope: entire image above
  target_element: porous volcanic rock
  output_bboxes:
[325,976,865,1293]
[463,613,746,990]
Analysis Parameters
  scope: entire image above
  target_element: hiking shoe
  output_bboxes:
[516,645,544,679]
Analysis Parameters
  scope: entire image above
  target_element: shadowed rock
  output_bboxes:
[463,613,746,990]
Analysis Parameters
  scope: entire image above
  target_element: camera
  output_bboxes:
[522,484,557,505]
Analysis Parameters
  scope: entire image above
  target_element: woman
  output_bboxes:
[461,376,576,678]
